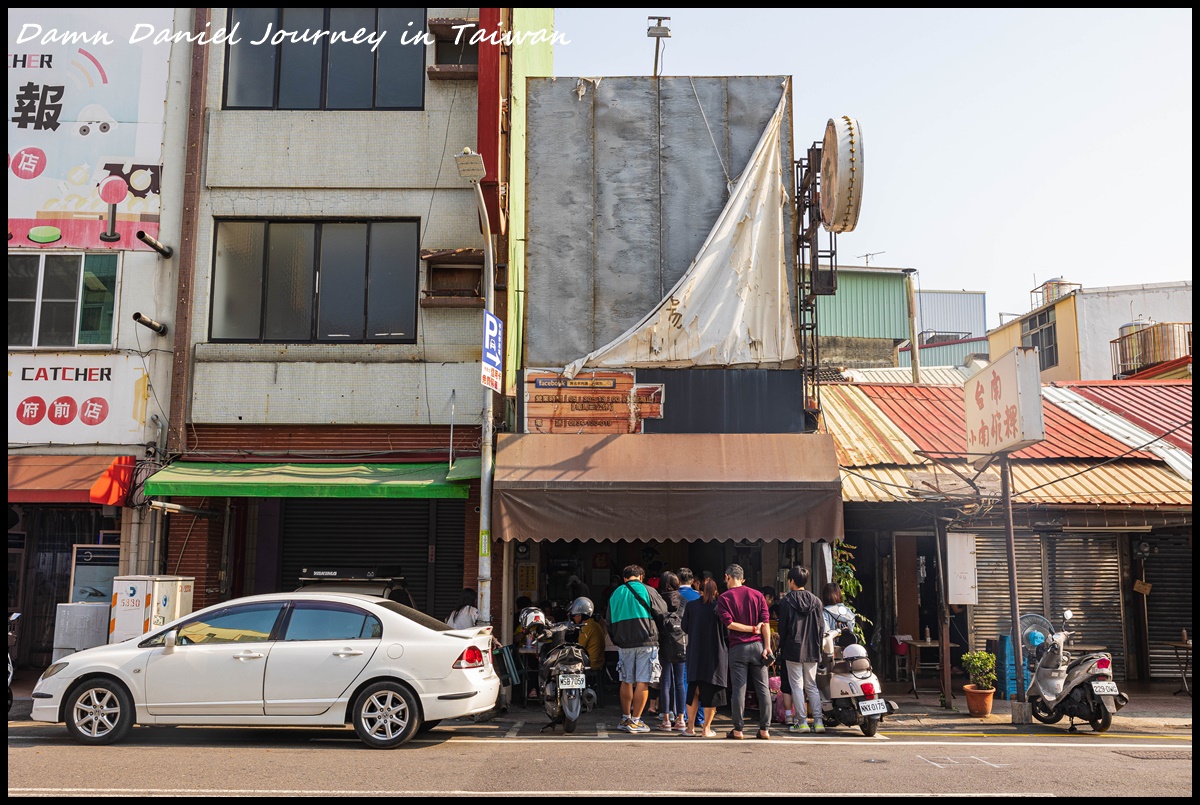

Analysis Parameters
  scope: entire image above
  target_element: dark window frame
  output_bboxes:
[1022,307,1059,370]
[222,8,427,111]
[208,218,421,345]
[7,251,119,349]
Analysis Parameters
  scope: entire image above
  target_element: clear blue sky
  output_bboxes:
[549,9,1193,329]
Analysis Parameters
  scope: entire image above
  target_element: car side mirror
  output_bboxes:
[163,629,177,654]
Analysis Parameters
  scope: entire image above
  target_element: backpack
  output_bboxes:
[663,606,683,638]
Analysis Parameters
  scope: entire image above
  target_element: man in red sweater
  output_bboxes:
[717,563,773,740]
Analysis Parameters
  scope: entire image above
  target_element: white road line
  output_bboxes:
[504,720,524,739]
[5,789,1057,797]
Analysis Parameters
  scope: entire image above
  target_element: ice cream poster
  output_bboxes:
[8,8,172,251]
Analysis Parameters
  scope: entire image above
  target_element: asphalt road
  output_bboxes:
[8,713,1192,797]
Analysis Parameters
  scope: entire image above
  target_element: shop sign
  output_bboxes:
[9,352,146,444]
[964,347,1044,468]
[523,369,663,434]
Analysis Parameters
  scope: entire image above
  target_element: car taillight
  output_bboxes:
[454,645,485,669]
[861,682,876,700]
[1097,657,1111,671]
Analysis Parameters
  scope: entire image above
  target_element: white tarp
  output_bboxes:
[563,83,799,379]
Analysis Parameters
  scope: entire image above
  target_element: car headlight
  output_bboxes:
[40,662,69,680]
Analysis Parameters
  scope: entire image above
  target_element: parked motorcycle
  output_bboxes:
[520,606,596,733]
[1022,610,1128,732]
[8,612,19,714]
[815,623,898,736]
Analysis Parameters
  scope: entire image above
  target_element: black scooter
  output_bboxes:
[527,613,596,733]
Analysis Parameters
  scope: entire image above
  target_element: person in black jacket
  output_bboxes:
[655,571,688,731]
[681,577,728,737]
[776,566,825,733]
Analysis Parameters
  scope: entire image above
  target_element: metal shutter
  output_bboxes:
[1044,534,1126,681]
[968,531,1045,650]
[1142,534,1191,682]
[431,500,467,622]
[281,499,432,612]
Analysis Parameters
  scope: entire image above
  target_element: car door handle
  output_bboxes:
[232,651,264,661]
[333,649,364,657]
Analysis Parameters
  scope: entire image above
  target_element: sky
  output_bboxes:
[548,9,1193,330]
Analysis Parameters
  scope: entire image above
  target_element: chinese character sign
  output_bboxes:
[963,347,1045,466]
[8,9,171,250]
[9,353,146,444]
[481,310,503,393]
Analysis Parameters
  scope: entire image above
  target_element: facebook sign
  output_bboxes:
[481,310,503,393]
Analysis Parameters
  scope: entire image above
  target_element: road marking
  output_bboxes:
[5,789,1057,797]
[918,755,1010,768]
[504,721,524,739]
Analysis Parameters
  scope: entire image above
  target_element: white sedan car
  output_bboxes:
[31,591,499,749]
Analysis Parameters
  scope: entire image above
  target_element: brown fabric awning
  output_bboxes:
[8,455,133,504]
[494,433,843,543]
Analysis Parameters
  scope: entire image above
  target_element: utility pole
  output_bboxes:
[647,16,671,77]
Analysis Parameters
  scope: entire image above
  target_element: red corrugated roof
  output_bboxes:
[1051,380,1192,454]
[856,384,1155,461]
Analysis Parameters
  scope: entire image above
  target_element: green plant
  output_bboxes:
[832,541,873,645]
[961,650,996,691]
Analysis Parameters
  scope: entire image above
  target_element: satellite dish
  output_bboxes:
[819,116,864,233]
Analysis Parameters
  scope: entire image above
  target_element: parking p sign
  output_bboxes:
[482,310,503,393]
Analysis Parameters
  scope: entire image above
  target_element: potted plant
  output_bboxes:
[961,650,997,717]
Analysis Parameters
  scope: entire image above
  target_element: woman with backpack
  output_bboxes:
[655,570,688,732]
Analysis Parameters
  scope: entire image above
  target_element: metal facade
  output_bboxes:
[524,76,795,368]
[915,289,987,339]
[815,268,909,339]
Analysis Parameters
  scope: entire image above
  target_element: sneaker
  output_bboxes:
[628,718,651,734]
[789,721,810,734]
[814,722,826,734]
[675,717,687,731]
[617,715,634,733]
[656,718,675,732]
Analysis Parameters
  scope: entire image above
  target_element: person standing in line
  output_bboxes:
[717,564,773,740]
[776,566,825,733]
[822,582,857,645]
[446,588,479,629]
[607,564,667,734]
[656,571,689,732]
[677,568,701,602]
[681,577,727,737]
[761,586,780,622]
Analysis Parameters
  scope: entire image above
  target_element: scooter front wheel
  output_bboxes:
[1030,697,1064,724]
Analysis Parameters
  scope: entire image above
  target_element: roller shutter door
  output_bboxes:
[1044,534,1126,681]
[969,531,1045,650]
[281,498,464,616]
[1142,534,1191,682]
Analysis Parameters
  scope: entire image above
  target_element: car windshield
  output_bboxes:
[377,600,455,632]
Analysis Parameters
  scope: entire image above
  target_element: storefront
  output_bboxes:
[142,460,479,615]
[492,431,843,639]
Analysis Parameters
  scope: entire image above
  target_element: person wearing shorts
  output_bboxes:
[606,564,667,734]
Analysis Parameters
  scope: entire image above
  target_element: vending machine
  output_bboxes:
[109,576,195,644]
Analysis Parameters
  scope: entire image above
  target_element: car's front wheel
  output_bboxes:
[64,678,134,745]
[352,681,420,749]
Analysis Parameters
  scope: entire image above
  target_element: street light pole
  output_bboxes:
[455,148,495,626]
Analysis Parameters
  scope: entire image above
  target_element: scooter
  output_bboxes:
[8,612,19,714]
[1023,610,1128,733]
[522,608,596,733]
[815,624,898,736]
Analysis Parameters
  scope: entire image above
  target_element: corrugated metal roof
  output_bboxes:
[819,385,923,466]
[1053,380,1192,454]
[1043,386,1192,480]
[839,461,1190,505]
[843,366,973,386]
[855,384,1154,461]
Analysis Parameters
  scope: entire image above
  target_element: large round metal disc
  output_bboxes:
[819,116,864,233]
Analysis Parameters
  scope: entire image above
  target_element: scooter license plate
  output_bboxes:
[558,674,586,690]
[1091,681,1119,695]
[858,698,888,716]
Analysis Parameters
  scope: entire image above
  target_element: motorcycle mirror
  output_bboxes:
[1063,610,1073,620]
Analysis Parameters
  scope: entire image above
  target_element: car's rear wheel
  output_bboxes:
[352,681,420,748]
[64,678,134,745]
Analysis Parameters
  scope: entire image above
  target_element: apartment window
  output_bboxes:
[8,253,118,348]
[210,220,419,344]
[224,8,426,110]
[1021,307,1058,370]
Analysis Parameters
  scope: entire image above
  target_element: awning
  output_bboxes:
[494,433,843,543]
[8,455,134,504]
[142,462,471,499]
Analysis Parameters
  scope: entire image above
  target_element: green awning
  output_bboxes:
[143,462,471,499]
[446,456,481,481]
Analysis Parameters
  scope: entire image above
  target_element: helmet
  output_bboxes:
[842,643,868,660]
[519,607,547,631]
[568,597,594,618]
